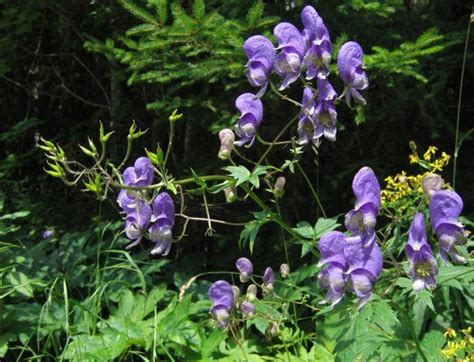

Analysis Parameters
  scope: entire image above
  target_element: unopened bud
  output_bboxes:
[270,321,280,337]
[231,285,240,300]
[422,173,443,198]
[246,284,257,302]
[218,129,235,160]
[280,263,290,278]
[273,176,286,198]
[398,175,407,184]
[240,301,256,318]
[409,140,417,152]
[224,185,237,203]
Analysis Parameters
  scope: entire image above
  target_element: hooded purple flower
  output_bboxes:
[148,192,175,256]
[122,157,154,187]
[244,35,276,95]
[429,190,468,264]
[236,257,253,283]
[234,93,263,147]
[345,167,381,248]
[344,240,383,309]
[274,22,306,90]
[317,231,349,305]
[124,199,152,249]
[314,78,338,142]
[297,87,318,145]
[337,41,369,106]
[263,267,275,291]
[405,213,438,291]
[301,6,333,80]
[209,280,235,328]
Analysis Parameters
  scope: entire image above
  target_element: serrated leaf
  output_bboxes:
[314,217,340,238]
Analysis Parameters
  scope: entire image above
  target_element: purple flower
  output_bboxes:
[297,87,317,145]
[337,41,369,106]
[274,22,306,90]
[234,93,263,147]
[318,263,346,306]
[236,257,253,283]
[429,190,468,264]
[209,280,234,328]
[117,189,139,214]
[314,78,338,142]
[244,35,276,95]
[344,241,383,309]
[148,192,175,256]
[405,213,438,291]
[344,167,381,248]
[300,6,333,80]
[317,231,349,305]
[42,230,54,239]
[122,157,154,187]
[124,199,152,249]
[263,267,275,291]
[218,128,235,160]
[240,301,256,318]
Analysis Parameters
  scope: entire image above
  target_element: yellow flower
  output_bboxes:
[409,153,419,164]
[445,328,458,338]
[423,146,438,162]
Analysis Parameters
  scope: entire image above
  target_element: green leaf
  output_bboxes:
[420,330,445,362]
[238,210,270,253]
[0,210,30,221]
[314,217,340,238]
[293,221,315,239]
[246,0,264,28]
[192,0,205,20]
[437,265,474,285]
[190,168,207,188]
[223,165,251,186]
[6,271,34,297]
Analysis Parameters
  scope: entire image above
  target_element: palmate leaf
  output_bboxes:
[238,210,271,253]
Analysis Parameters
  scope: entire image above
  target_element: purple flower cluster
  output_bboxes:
[318,167,383,309]
[117,157,175,256]
[222,5,368,149]
[208,258,276,328]
[405,213,438,291]
[429,190,468,264]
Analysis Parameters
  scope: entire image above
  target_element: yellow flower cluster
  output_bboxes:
[409,146,451,172]
[441,327,474,360]
[381,145,450,205]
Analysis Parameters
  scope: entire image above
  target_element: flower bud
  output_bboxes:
[240,301,256,318]
[263,267,275,293]
[280,263,290,278]
[236,257,253,283]
[422,173,443,198]
[273,176,286,198]
[218,129,235,160]
[224,185,237,203]
[231,285,240,300]
[246,284,258,302]
[409,140,417,152]
[270,321,280,337]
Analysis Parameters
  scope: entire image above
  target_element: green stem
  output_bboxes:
[452,16,472,188]
[252,113,300,173]
[116,136,133,172]
[296,162,326,218]
[163,120,175,169]
[240,183,300,240]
